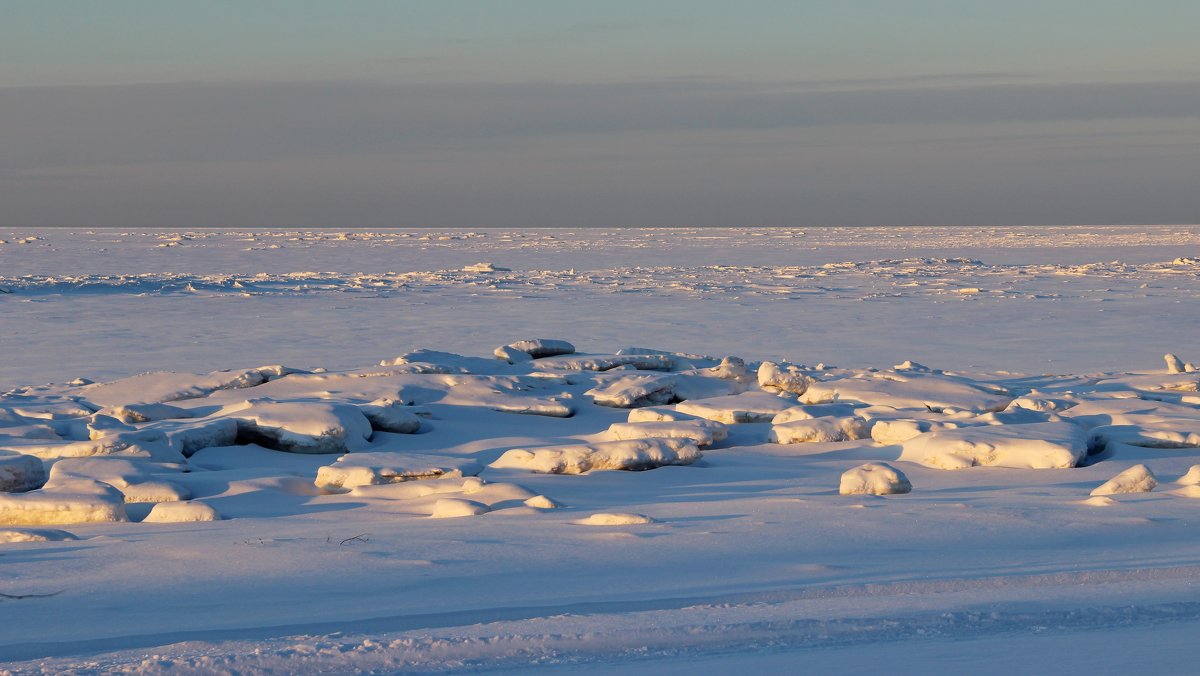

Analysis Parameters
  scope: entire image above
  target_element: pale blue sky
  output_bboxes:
[2,1,1199,226]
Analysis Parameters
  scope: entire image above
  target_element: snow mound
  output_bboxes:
[315,453,483,492]
[1171,485,1200,499]
[524,495,563,509]
[1091,464,1157,496]
[769,416,870,444]
[575,513,654,526]
[1178,465,1200,486]
[225,402,373,454]
[675,392,795,424]
[142,500,222,523]
[490,438,700,474]
[0,455,47,493]
[587,374,677,408]
[898,422,1087,469]
[358,399,422,433]
[606,420,728,447]
[758,361,810,395]
[0,527,78,543]
[1082,496,1117,507]
[0,479,127,525]
[801,370,1012,413]
[839,463,912,495]
[496,339,575,360]
[430,498,490,519]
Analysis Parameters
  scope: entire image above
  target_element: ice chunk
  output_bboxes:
[0,527,78,543]
[675,392,795,424]
[493,345,533,364]
[490,438,700,474]
[1091,464,1157,496]
[0,479,127,525]
[839,463,912,495]
[769,416,870,444]
[575,513,654,526]
[1165,353,1186,374]
[48,458,190,504]
[81,365,301,406]
[315,452,483,491]
[533,354,675,372]
[0,455,47,493]
[870,419,968,445]
[497,339,575,359]
[430,498,490,519]
[587,375,677,408]
[605,420,728,447]
[105,403,195,424]
[758,361,810,395]
[226,402,373,454]
[898,422,1087,469]
[772,404,862,425]
[358,399,422,433]
[143,500,222,523]
[1087,421,1200,454]
[153,418,239,457]
[626,407,700,423]
[801,370,1012,413]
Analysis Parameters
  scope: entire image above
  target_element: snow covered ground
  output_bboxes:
[2,226,1200,674]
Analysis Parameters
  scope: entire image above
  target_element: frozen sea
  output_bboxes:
[1,226,1200,674]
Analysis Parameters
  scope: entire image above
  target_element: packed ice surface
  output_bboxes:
[839,463,913,495]
[4,227,1200,672]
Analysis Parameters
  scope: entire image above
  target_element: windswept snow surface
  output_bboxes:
[3,226,1200,673]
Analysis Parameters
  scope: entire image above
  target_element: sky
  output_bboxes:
[2,1,1199,228]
